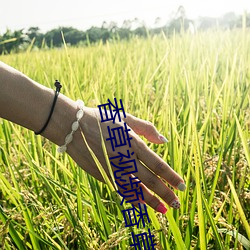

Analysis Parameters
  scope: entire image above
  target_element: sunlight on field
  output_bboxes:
[0,30,250,249]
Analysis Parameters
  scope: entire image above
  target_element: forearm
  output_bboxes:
[0,61,77,146]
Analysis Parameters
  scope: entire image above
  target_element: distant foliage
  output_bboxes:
[0,12,249,54]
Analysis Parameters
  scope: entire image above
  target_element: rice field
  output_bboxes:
[0,29,250,249]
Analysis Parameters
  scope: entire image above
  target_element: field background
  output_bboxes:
[0,30,250,249]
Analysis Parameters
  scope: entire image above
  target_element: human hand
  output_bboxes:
[0,61,185,214]
[66,107,186,214]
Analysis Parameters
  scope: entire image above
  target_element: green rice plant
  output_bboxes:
[0,29,249,249]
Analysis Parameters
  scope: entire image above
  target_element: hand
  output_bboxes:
[66,107,186,214]
[0,62,185,214]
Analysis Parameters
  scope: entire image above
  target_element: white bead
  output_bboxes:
[65,133,73,144]
[57,145,67,153]
[76,109,84,120]
[72,121,79,131]
[57,99,85,154]
[76,100,84,108]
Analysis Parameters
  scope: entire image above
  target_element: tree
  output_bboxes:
[27,27,43,47]
[108,21,118,33]
[122,19,132,30]
[154,17,162,28]
[45,27,85,47]
[220,12,237,29]
[0,29,29,54]
[168,5,194,34]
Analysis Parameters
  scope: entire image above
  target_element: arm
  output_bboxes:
[0,61,77,146]
[0,61,186,213]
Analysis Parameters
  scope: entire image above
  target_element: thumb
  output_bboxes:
[124,114,168,144]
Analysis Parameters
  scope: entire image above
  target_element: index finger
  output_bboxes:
[124,114,167,144]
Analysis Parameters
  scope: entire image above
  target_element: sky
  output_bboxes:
[0,0,249,34]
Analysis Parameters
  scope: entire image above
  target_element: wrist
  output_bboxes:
[42,93,79,146]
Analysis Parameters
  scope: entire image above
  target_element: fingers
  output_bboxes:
[131,138,185,191]
[124,114,168,144]
[115,160,181,212]
[116,175,169,214]
[134,159,181,206]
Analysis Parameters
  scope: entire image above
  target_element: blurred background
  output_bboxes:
[0,0,249,53]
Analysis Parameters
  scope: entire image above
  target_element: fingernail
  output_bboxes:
[158,134,168,143]
[170,199,180,209]
[177,182,186,191]
[156,203,168,214]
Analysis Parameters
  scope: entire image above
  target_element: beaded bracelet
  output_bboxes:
[57,100,85,153]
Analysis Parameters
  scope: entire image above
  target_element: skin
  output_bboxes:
[0,61,185,213]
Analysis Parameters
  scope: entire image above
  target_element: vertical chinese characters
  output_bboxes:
[98,98,156,250]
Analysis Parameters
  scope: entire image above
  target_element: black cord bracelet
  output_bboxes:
[35,80,62,135]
